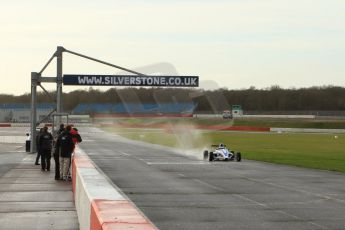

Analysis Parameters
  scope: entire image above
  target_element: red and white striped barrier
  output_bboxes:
[72,148,157,230]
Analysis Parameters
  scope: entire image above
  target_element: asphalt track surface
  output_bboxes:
[0,144,26,177]
[79,127,345,230]
[4,126,344,230]
[0,128,28,177]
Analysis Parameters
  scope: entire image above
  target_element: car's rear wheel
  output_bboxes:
[236,152,242,162]
[203,150,208,160]
[209,152,214,161]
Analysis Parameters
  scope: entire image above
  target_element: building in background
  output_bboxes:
[72,103,197,117]
[232,105,243,117]
[0,104,54,122]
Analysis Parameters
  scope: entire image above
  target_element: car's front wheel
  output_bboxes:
[209,152,214,161]
[203,150,208,160]
[236,152,242,162]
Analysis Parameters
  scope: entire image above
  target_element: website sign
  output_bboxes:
[63,74,199,87]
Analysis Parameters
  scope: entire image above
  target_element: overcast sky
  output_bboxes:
[1,0,344,95]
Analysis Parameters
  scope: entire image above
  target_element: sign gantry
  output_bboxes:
[30,46,199,153]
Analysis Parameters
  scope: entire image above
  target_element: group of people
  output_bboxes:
[35,124,82,181]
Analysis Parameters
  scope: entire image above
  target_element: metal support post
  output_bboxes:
[56,46,64,114]
[30,72,39,153]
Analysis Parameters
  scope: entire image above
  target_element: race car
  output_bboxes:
[203,143,241,162]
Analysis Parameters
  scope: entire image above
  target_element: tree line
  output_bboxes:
[0,86,344,112]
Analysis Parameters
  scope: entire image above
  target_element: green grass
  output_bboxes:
[102,126,345,173]
[208,132,345,172]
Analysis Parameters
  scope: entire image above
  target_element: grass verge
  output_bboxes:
[102,126,345,173]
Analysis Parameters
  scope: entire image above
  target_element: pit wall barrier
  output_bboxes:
[270,127,345,134]
[72,147,157,230]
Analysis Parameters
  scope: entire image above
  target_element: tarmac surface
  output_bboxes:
[80,127,345,230]
[1,126,345,230]
[0,135,79,230]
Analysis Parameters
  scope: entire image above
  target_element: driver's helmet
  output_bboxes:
[219,143,225,148]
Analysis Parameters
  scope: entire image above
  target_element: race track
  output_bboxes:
[81,127,345,230]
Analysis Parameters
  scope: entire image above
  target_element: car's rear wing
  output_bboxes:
[211,144,226,147]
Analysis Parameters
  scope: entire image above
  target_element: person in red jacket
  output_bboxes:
[70,127,82,147]
[66,127,82,181]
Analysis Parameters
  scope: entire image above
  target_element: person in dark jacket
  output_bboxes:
[56,124,65,137]
[35,128,43,165]
[55,125,74,180]
[39,126,53,171]
[53,124,65,180]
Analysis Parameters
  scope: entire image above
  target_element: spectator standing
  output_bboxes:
[55,125,74,181]
[35,128,43,165]
[53,124,65,180]
[39,126,53,171]
[56,124,65,137]
[70,127,82,146]
[68,127,82,180]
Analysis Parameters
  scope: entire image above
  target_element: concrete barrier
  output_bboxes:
[243,115,316,119]
[72,148,157,230]
[271,127,345,134]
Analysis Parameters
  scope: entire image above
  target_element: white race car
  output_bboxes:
[203,144,242,162]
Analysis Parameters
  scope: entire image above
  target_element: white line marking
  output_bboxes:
[233,194,330,230]
[247,177,345,204]
[193,179,224,192]
[146,162,208,165]
[183,175,330,230]
[22,156,33,162]
[119,151,130,156]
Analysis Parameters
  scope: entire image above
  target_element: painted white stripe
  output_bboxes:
[193,179,224,192]
[146,162,208,165]
[22,156,33,162]
[119,151,130,156]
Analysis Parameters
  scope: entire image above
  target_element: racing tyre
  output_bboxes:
[236,152,242,162]
[203,150,209,160]
[209,152,214,161]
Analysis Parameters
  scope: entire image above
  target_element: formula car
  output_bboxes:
[203,143,241,162]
